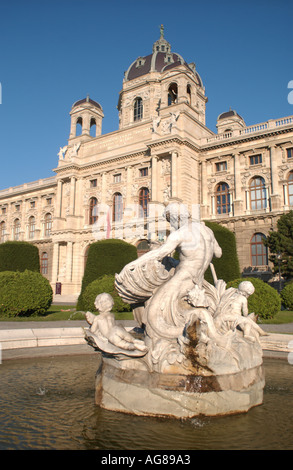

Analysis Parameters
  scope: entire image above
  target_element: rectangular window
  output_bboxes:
[215,161,227,172]
[114,174,121,183]
[30,201,35,208]
[139,167,148,177]
[249,154,262,166]
[15,204,20,211]
[1,207,6,215]
[287,148,293,159]
[90,179,97,188]
[47,198,52,205]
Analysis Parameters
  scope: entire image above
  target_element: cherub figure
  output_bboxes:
[214,281,268,342]
[85,293,147,352]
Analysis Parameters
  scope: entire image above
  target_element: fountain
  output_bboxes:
[84,202,268,418]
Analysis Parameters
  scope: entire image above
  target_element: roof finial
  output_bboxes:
[160,24,164,38]
[86,94,90,102]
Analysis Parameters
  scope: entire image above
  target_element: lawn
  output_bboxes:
[0,304,135,322]
[0,305,292,324]
[260,310,293,324]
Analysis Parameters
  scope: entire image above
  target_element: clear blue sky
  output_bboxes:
[0,0,292,189]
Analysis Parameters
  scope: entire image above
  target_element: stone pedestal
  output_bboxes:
[95,358,265,418]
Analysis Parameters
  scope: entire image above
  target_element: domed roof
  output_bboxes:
[124,25,203,88]
[72,95,102,110]
[218,109,243,121]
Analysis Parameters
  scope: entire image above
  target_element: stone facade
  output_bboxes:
[1,28,293,297]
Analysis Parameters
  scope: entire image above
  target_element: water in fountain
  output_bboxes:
[0,355,292,450]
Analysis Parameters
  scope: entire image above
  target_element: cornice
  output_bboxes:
[200,126,293,151]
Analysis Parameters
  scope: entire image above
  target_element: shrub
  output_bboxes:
[0,270,53,317]
[204,221,240,284]
[77,239,137,310]
[80,274,131,313]
[226,277,281,320]
[0,241,40,273]
[280,283,293,310]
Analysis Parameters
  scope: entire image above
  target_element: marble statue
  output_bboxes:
[84,201,268,417]
[85,293,148,357]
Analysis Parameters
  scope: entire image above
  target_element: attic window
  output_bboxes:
[136,57,145,68]
[164,54,174,65]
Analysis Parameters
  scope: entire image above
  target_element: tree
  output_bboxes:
[263,211,293,279]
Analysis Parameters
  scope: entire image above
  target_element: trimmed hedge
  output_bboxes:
[77,239,137,310]
[226,277,281,320]
[80,274,131,313]
[0,241,40,273]
[204,221,240,284]
[280,283,293,310]
[0,270,53,317]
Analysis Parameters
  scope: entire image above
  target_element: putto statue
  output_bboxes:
[85,293,147,357]
[84,202,268,418]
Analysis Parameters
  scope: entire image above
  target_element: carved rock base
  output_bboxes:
[95,357,265,418]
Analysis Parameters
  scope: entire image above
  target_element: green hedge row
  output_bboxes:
[226,277,281,319]
[0,241,40,273]
[280,283,293,310]
[0,270,53,317]
[80,274,131,313]
[204,221,240,284]
[77,239,137,310]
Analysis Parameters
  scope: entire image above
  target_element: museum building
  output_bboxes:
[1,27,293,297]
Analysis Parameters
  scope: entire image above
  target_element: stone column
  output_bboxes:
[101,172,107,204]
[233,153,243,215]
[66,241,73,282]
[55,180,63,217]
[70,177,76,215]
[171,151,178,198]
[126,166,132,206]
[283,183,288,206]
[233,153,241,200]
[245,190,250,211]
[51,242,60,286]
[151,156,158,201]
[270,145,281,210]
[211,195,215,215]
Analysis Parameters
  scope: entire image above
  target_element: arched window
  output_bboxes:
[0,221,6,243]
[76,116,83,136]
[134,98,143,121]
[216,182,230,214]
[250,176,267,211]
[113,192,123,222]
[139,188,150,218]
[14,218,20,240]
[44,213,52,237]
[90,117,96,137]
[288,172,293,206]
[251,233,268,266]
[28,216,35,239]
[187,84,191,105]
[89,197,98,225]
[41,252,48,275]
[168,83,178,106]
